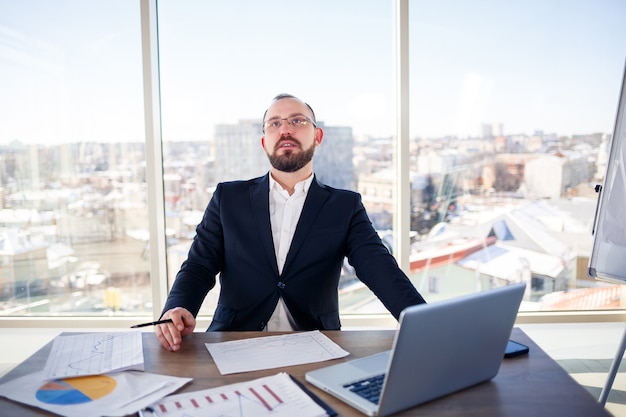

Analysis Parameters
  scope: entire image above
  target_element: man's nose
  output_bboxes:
[279,122,294,135]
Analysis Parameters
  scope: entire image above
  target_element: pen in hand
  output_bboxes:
[130,318,173,328]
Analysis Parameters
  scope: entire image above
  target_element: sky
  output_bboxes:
[1,0,625,144]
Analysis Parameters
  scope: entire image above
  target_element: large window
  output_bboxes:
[156,0,395,316]
[405,0,626,311]
[0,1,149,317]
[1,0,625,322]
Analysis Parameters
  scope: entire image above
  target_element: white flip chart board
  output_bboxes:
[589,61,626,284]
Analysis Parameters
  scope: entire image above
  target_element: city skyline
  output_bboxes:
[1,0,625,144]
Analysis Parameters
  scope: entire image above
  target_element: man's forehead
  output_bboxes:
[266,98,310,117]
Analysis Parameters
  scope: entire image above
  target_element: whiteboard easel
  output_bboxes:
[589,59,626,406]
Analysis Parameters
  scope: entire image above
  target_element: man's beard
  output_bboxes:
[267,138,316,173]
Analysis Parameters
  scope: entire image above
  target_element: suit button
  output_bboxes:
[277,281,286,289]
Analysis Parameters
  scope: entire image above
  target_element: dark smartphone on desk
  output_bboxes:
[504,340,529,358]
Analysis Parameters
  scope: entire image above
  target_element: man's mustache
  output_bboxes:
[275,136,302,151]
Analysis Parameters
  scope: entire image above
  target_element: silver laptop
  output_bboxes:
[305,283,526,416]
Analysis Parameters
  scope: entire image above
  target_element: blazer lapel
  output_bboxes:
[250,174,280,276]
[283,176,329,274]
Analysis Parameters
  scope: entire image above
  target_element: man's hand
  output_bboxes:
[155,307,196,351]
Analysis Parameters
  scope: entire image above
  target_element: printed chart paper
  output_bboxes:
[42,332,144,380]
[205,330,349,374]
[149,372,328,417]
[0,370,191,417]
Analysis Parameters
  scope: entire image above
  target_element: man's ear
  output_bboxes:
[261,136,266,150]
[315,128,324,146]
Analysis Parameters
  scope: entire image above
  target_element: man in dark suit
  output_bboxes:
[156,94,426,351]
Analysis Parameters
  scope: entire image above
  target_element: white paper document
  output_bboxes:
[205,330,349,374]
[42,332,144,380]
[149,372,328,417]
[0,370,192,417]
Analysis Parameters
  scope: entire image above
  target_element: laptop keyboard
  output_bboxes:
[343,373,386,404]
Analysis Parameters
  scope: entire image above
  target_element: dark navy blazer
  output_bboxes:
[162,174,426,331]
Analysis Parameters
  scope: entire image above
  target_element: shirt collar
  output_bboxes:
[269,172,314,194]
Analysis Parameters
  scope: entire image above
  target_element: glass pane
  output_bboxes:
[0,1,149,316]
[157,0,394,317]
[408,0,626,311]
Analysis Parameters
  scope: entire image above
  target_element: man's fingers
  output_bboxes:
[154,307,195,351]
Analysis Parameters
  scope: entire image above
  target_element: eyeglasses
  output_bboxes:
[263,115,317,132]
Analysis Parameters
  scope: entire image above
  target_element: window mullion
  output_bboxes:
[141,0,168,319]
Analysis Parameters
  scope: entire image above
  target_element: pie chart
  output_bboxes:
[36,375,117,405]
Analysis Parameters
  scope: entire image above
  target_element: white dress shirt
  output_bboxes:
[265,173,314,331]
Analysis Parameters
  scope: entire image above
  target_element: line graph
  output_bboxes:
[205,330,349,374]
[42,332,144,379]
[66,334,114,372]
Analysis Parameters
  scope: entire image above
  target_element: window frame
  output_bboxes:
[1,0,624,329]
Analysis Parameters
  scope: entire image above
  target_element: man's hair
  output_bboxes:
[262,93,317,123]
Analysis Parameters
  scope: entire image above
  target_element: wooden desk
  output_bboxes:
[0,328,611,416]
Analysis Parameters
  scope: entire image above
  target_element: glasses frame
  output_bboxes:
[263,115,317,133]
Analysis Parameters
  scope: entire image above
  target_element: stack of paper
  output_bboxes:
[0,332,191,417]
